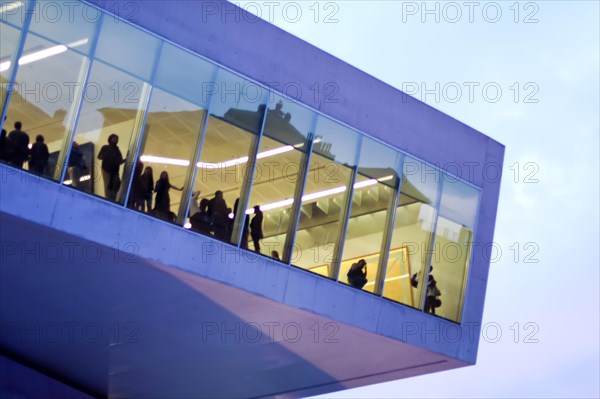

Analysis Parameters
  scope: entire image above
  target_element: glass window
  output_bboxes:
[430,177,480,322]
[65,16,159,201]
[132,45,216,223]
[27,1,95,56]
[1,0,30,127]
[383,157,440,309]
[291,116,359,277]
[153,43,217,106]
[66,60,150,201]
[94,14,158,81]
[133,89,206,221]
[0,0,29,28]
[0,20,21,130]
[3,16,93,176]
[186,68,268,243]
[339,138,402,293]
[245,94,315,259]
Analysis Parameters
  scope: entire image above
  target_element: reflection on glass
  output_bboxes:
[291,116,359,277]
[3,31,90,177]
[94,14,159,81]
[66,61,147,201]
[131,42,216,223]
[0,1,29,28]
[339,138,401,293]
[134,89,206,221]
[245,95,314,259]
[187,68,267,243]
[1,20,23,127]
[27,0,95,55]
[430,177,479,322]
[383,157,440,309]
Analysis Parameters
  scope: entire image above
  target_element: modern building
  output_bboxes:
[0,0,504,397]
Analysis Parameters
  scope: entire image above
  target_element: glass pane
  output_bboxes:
[187,68,267,242]
[383,157,440,309]
[429,178,480,322]
[439,176,480,229]
[66,61,149,202]
[28,0,95,55]
[291,116,359,277]
[312,116,359,164]
[0,0,29,28]
[244,96,314,257]
[154,42,217,106]
[262,94,314,152]
[133,89,206,221]
[0,20,22,125]
[3,32,90,176]
[339,138,402,292]
[95,14,160,81]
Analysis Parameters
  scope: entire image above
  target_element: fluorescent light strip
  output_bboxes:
[301,185,346,202]
[140,155,189,167]
[0,38,89,72]
[257,145,294,159]
[245,198,294,214]
[7,43,63,68]
[353,179,378,189]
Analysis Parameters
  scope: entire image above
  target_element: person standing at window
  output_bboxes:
[97,134,125,201]
[250,205,263,253]
[153,171,182,221]
[28,135,49,175]
[8,121,30,169]
[140,166,154,212]
[208,190,229,240]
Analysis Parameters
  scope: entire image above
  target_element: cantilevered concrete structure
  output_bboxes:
[0,1,504,397]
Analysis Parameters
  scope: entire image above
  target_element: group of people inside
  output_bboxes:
[2,126,445,302]
[187,192,265,254]
[92,134,267,254]
[0,120,50,174]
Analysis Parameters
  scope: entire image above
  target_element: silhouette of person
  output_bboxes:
[140,166,154,212]
[153,171,182,220]
[234,198,250,249]
[68,142,86,188]
[271,250,280,261]
[250,205,263,253]
[190,193,212,234]
[8,121,30,168]
[0,116,9,162]
[424,272,442,315]
[271,100,285,118]
[198,198,212,234]
[412,265,442,315]
[347,259,368,289]
[97,134,125,201]
[28,135,49,175]
[208,190,229,240]
[129,160,145,210]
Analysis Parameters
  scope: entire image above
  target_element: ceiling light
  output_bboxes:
[1,38,90,73]
[0,1,24,14]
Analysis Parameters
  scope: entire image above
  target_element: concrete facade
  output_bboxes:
[0,0,504,397]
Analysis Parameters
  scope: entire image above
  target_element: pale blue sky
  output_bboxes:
[232,1,600,397]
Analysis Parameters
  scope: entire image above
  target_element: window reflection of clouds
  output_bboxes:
[439,178,480,228]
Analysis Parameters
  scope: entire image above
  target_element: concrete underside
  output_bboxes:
[0,210,468,398]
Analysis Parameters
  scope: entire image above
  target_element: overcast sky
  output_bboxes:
[231,1,600,397]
